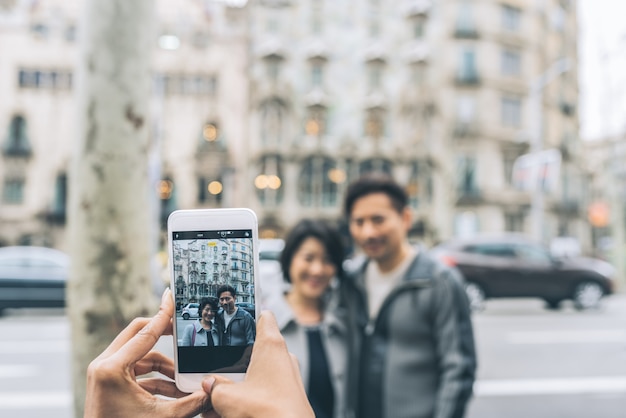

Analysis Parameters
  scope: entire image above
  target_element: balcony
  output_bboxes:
[559,100,576,117]
[455,72,481,86]
[551,199,581,215]
[454,26,479,39]
[403,0,431,18]
[452,121,480,138]
[3,141,32,158]
[456,189,483,205]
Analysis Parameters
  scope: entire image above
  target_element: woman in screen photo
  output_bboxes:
[181,297,221,346]
[263,219,351,418]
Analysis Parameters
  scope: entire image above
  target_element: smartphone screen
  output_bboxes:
[171,229,256,374]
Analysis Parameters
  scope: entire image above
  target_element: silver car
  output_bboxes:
[0,246,70,313]
[181,302,200,320]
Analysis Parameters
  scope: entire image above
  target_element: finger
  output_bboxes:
[203,375,238,416]
[112,288,174,365]
[138,378,188,399]
[157,389,212,418]
[256,310,284,342]
[289,353,307,394]
[98,317,150,359]
[135,350,175,379]
[245,311,291,378]
[201,375,231,396]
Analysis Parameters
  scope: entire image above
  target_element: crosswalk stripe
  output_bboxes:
[475,376,626,396]
[0,341,68,354]
[0,365,39,378]
[507,330,626,344]
[0,391,72,408]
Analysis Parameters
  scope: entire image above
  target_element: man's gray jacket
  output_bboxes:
[219,308,256,346]
[343,250,477,418]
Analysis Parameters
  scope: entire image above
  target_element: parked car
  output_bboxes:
[236,302,256,318]
[432,234,616,311]
[0,246,70,314]
[181,302,200,319]
[259,238,284,262]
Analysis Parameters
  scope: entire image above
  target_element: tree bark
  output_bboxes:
[67,1,156,416]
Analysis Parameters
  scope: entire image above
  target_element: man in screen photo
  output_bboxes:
[217,284,256,346]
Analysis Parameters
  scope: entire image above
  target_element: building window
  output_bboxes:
[457,47,479,83]
[311,63,323,87]
[501,4,521,31]
[457,155,478,195]
[367,64,382,90]
[505,212,524,232]
[2,178,24,204]
[311,0,323,34]
[455,0,476,37]
[359,158,392,176]
[18,69,73,90]
[368,0,380,37]
[30,23,49,38]
[50,173,68,220]
[198,177,223,205]
[255,155,284,206]
[304,106,326,137]
[501,48,521,76]
[298,157,340,207]
[501,95,522,127]
[364,108,386,139]
[503,153,517,185]
[407,161,431,208]
[266,56,282,81]
[4,115,31,156]
[260,98,286,146]
[413,20,425,39]
[157,74,216,96]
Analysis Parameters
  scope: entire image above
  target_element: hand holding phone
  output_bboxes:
[84,288,212,418]
[168,209,260,392]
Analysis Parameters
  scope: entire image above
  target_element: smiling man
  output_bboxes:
[217,284,256,346]
[342,173,477,418]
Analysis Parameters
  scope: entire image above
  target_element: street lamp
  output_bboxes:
[528,58,571,242]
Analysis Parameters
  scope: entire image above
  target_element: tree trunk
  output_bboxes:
[67,1,156,416]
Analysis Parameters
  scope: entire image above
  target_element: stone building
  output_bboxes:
[0,0,249,249]
[0,0,591,252]
[245,0,587,248]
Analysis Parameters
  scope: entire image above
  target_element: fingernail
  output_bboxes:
[202,376,216,392]
[161,287,171,305]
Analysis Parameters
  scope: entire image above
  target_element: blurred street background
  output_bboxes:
[1,294,625,417]
[1,0,626,416]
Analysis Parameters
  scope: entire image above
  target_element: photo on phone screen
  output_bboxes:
[172,229,256,374]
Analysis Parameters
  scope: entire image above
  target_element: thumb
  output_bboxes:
[159,390,212,418]
[202,375,242,417]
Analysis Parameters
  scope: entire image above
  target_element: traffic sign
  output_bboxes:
[512,148,562,192]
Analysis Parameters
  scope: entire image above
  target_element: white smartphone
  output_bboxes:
[167,208,260,392]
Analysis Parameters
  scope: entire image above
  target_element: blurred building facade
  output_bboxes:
[0,0,593,253]
[584,135,626,278]
[172,238,255,307]
[0,0,249,248]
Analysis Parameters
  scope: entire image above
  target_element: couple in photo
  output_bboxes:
[181,285,255,347]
